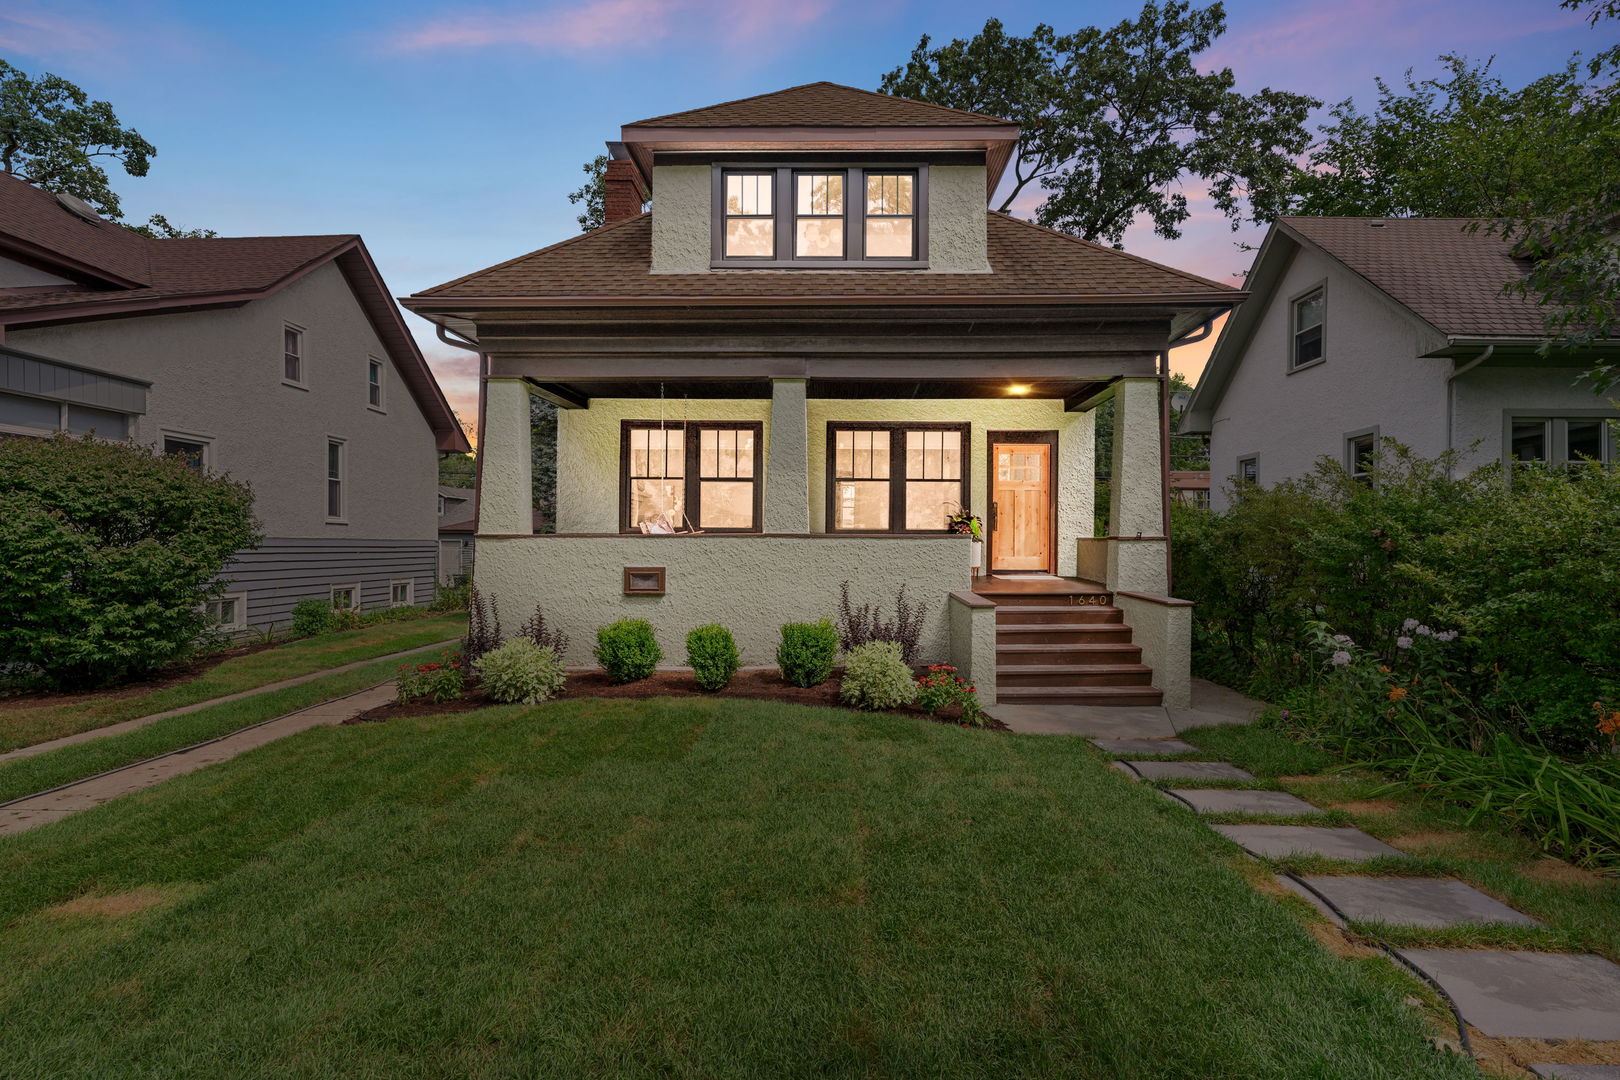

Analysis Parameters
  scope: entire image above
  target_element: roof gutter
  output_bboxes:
[402,291,1246,312]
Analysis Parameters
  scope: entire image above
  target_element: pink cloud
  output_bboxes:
[0,3,211,66]
[387,0,833,55]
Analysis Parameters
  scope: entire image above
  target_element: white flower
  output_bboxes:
[1332,634,1352,645]
[1396,636,1414,649]
[1330,650,1352,667]
[1435,630,1458,643]
[1416,625,1432,636]
[1402,618,1420,632]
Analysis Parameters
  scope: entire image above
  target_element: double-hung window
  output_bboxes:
[1345,430,1377,482]
[828,423,967,533]
[1237,456,1259,485]
[621,421,762,533]
[284,325,305,384]
[326,438,345,520]
[715,166,924,266]
[367,358,384,409]
[1291,288,1324,369]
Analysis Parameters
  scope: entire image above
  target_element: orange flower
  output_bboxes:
[1387,686,1409,702]
[1378,665,1391,674]
[1595,702,1620,738]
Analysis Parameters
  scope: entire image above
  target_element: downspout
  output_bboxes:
[1160,313,1219,593]
[433,324,490,533]
[1444,344,1494,476]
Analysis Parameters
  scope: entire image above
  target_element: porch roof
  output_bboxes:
[520,374,1117,412]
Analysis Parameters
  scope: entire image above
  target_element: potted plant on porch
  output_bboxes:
[947,509,984,575]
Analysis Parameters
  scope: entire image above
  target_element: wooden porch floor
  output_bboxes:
[970,575,1110,599]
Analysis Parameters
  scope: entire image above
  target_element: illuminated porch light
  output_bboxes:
[1007,384,1031,396]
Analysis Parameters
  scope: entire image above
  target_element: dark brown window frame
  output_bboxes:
[623,567,666,595]
[825,420,971,534]
[618,420,765,534]
[711,164,928,269]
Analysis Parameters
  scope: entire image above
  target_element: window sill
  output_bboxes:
[282,380,310,391]
[325,518,349,526]
[367,405,387,415]
[1286,358,1326,375]
[709,259,929,270]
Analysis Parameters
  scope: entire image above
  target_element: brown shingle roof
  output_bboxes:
[412,212,1236,304]
[628,81,1012,129]
[1281,216,1546,337]
[0,172,152,286]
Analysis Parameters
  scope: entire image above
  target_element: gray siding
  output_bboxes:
[224,536,437,630]
[1,347,149,413]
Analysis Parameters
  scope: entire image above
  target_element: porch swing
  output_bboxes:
[636,382,703,535]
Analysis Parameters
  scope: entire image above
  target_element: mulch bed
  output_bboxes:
[349,667,1008,731]
[0,640,281,710]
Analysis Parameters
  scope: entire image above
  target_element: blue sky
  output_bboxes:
[1,0,1606,434]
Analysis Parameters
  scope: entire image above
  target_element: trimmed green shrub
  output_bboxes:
[396,650,467,704]
[777,619,838,688]
[290,598,336,638]
[686,624,739,692]
[476,639,567,705]
[0,433,260,688]
[594,618,662,684]
[839,642,917,710]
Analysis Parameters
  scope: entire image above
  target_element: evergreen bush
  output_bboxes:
[686,624,739,691]
[594,618,661,683]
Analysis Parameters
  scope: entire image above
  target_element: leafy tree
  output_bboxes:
[567,154,608,232]
[0,58,155,219]
[1282,39,1620,390]
[0,434,260,688]
[131,213,218,239]
[438,452,476,487]
[880,4,1318,245]
[530,394,557,531]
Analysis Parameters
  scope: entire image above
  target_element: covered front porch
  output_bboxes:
[472,363,1189,706]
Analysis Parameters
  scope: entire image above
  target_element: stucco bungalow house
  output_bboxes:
[1180,217,1618,509]
[402,83,1241,707]
[0,174,470,630]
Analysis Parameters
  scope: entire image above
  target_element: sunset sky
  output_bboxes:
[1,0,1606,443]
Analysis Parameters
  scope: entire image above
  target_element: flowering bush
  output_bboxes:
[475,639,566,705]
[839,642,917,710]
[914,664,984,726]
[397,650,466,704]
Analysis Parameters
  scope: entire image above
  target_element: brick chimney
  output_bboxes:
[603,160,647,225]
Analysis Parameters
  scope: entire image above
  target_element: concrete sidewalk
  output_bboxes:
[0,682,397,838]
[986,678,1266,738]
[0,638,458,764]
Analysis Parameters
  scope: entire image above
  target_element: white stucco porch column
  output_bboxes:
[765,378,809,532]
[478,378,534,535]
[1106,377,1168,594]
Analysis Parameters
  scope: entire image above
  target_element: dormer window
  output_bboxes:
[713,165,926,268]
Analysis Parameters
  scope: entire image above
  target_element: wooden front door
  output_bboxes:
[990,435,1054,572]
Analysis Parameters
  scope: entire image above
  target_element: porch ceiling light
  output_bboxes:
[1007,383,1031,396]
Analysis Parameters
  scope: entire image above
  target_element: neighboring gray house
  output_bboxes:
[437,485,476,584]
[1181,217,1617,510]
[0,174,470,631]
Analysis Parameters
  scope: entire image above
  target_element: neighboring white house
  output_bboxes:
[437,485,476,584]
[0,174,471,631]
[1180,217,1617,509]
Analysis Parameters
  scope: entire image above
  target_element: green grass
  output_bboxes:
[0,646,456,805]
[0,614,466,752]
[0,698,1475,1080]
[1179,721,1620,963]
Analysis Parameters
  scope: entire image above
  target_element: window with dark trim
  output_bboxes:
[1237,455,1258,485]
[367,358,384,409]
[326,438,345,520]
[620,421,763,533]
[1291,288,1323,368]
[827,422,968,532]
[714,165,925,266]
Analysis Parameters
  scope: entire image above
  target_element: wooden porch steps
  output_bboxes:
[978,577,1164,707]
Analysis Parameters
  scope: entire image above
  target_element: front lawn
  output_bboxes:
[0,699,1473,1079]
[0,613,466,753]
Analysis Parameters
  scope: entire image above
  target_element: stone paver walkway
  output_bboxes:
[0,638,459,764]
[1531,1066,1620,1078]
[1090,712,1620,1055]
[0,682,397,837]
